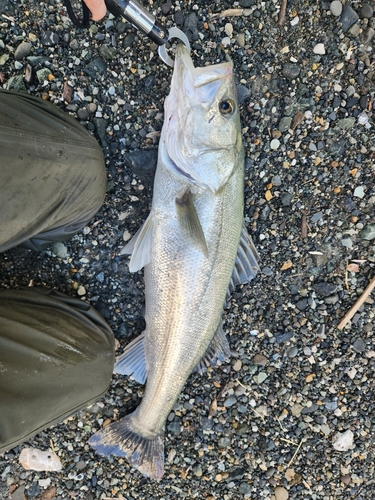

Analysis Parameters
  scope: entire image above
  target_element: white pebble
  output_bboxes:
[224,23,233,37]
[354,186,365,198]
[313,43,325,55]
[270,139,280,150]
[330,0,343,17]
[221,37,231,47]
[290,16,299,26]
[77,285,86,296]
[275,486,289,500]
[332,429,354,451]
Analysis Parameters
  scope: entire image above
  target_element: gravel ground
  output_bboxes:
[1,0,375,498]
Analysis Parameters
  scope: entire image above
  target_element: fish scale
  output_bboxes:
[89,44,260,480]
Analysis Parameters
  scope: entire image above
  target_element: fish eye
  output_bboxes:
[219,98,235,115]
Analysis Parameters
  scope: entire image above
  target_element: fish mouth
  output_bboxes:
[174,44,233,94]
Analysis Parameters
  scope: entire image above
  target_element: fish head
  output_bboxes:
[163,44,243,193]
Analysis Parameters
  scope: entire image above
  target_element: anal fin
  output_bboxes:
[114,332,147,384]
[194,321,231,374]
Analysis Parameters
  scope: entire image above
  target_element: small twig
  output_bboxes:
[337,275,375,330]
[278,0,288,26]
[287,437,304,467]
[280,437,298,446]
[345,261,349,290]
[210,8,244,20]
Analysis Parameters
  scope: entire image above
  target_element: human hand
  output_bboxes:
[83,0,107,21]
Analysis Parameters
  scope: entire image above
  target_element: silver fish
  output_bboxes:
[89,44,259,480]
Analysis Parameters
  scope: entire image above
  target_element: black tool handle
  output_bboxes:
[105,0,169,45]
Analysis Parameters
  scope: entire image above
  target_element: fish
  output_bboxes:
[89,44,260,480]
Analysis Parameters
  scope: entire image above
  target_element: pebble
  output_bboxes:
[275,486,289,500]
[224,395,237,407]
[359,3,373,19]
[52,242,69,259]
[14,41,31,60]
[359,224,375,240]
[332,430,354,451]
[353,186,365,198]
[352,338,366,353]
[313,43,325,55]
[287,346,298,358]
[41,31,60,46]
[236,84,251,104]
[77,285,86,296]
[282,63,301,79]
[278,116,292,132]
[337,117,356,129]
[330,0,343,17]
[340,4,359,32]
[221,37,231,46]
[225,23,233,37]
[236,33,245,47]
[270,139,280,150]
[252,354,268,366]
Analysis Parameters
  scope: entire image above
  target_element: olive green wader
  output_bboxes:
[0,90,115,454]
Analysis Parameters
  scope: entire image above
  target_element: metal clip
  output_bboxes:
[158,27,190,67]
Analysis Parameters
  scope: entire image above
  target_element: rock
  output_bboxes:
[278,116,292,132]
[252,354,268,365]
[10,485,25,500]
[287,346,298,358]
[93,117,108,147]
[19,448,63,471]
[330,1,343,17]
[340,4,359,32]
[358,3,373,19]
[275,486,289,500]
[237,84,251,104]
[353,186,365,198]
[62,81,74,103]
[239,0,255,6]
[41,31,60,46]
[332,429,354,451]
[183,13,199,42]
[161,1,172,15]
[314,282,337,297]
[174,9,184,25]
[341,474,351,484]
[359,224,375,241]
[84,57,107,79]
[224,395,237,407]
[15,41,32,60]
[52,242,69,259]
[77,108,90,120]
[36,68,51,82]
[270,138,280,150]
[313,43,325,55]
[336,117,355,129]
[282,63,301,79]
[6,75,26,92]
[123,149,158,182]
[275,331,294,343]
[352,338,366,353]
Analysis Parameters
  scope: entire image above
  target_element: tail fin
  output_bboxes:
[89,412,164,480]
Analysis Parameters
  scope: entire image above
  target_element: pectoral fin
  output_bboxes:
[176,189,208,257]
[119,214,153,272]
[194,321,231,374]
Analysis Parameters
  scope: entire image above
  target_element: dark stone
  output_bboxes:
[0,0,15,15]
[26,483,41,497]
[332,95,341,108]
[26,56,49,67]
[183,13,199,42]
[123,33,136,48]
[358,3,373,19]
[337,197,357,212]
[274,331,294,343]
[161,1,172,14]
[282,63,301,79]
[123,149,158,182]
[314,282,337,297]
[41,30,60,46]
[301,403,318,414]
[340,4,359,32]
[84,57,107,79]
[281,193,293,206]
[236,84,251,104]
[352,338,366,353]
[174,10,184,25]
[93,117,108,147]
[239,0,255,6]
[359,95,369,110]
[77,108,89,120]
[296,299,308,311]
[15,41,32,60]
